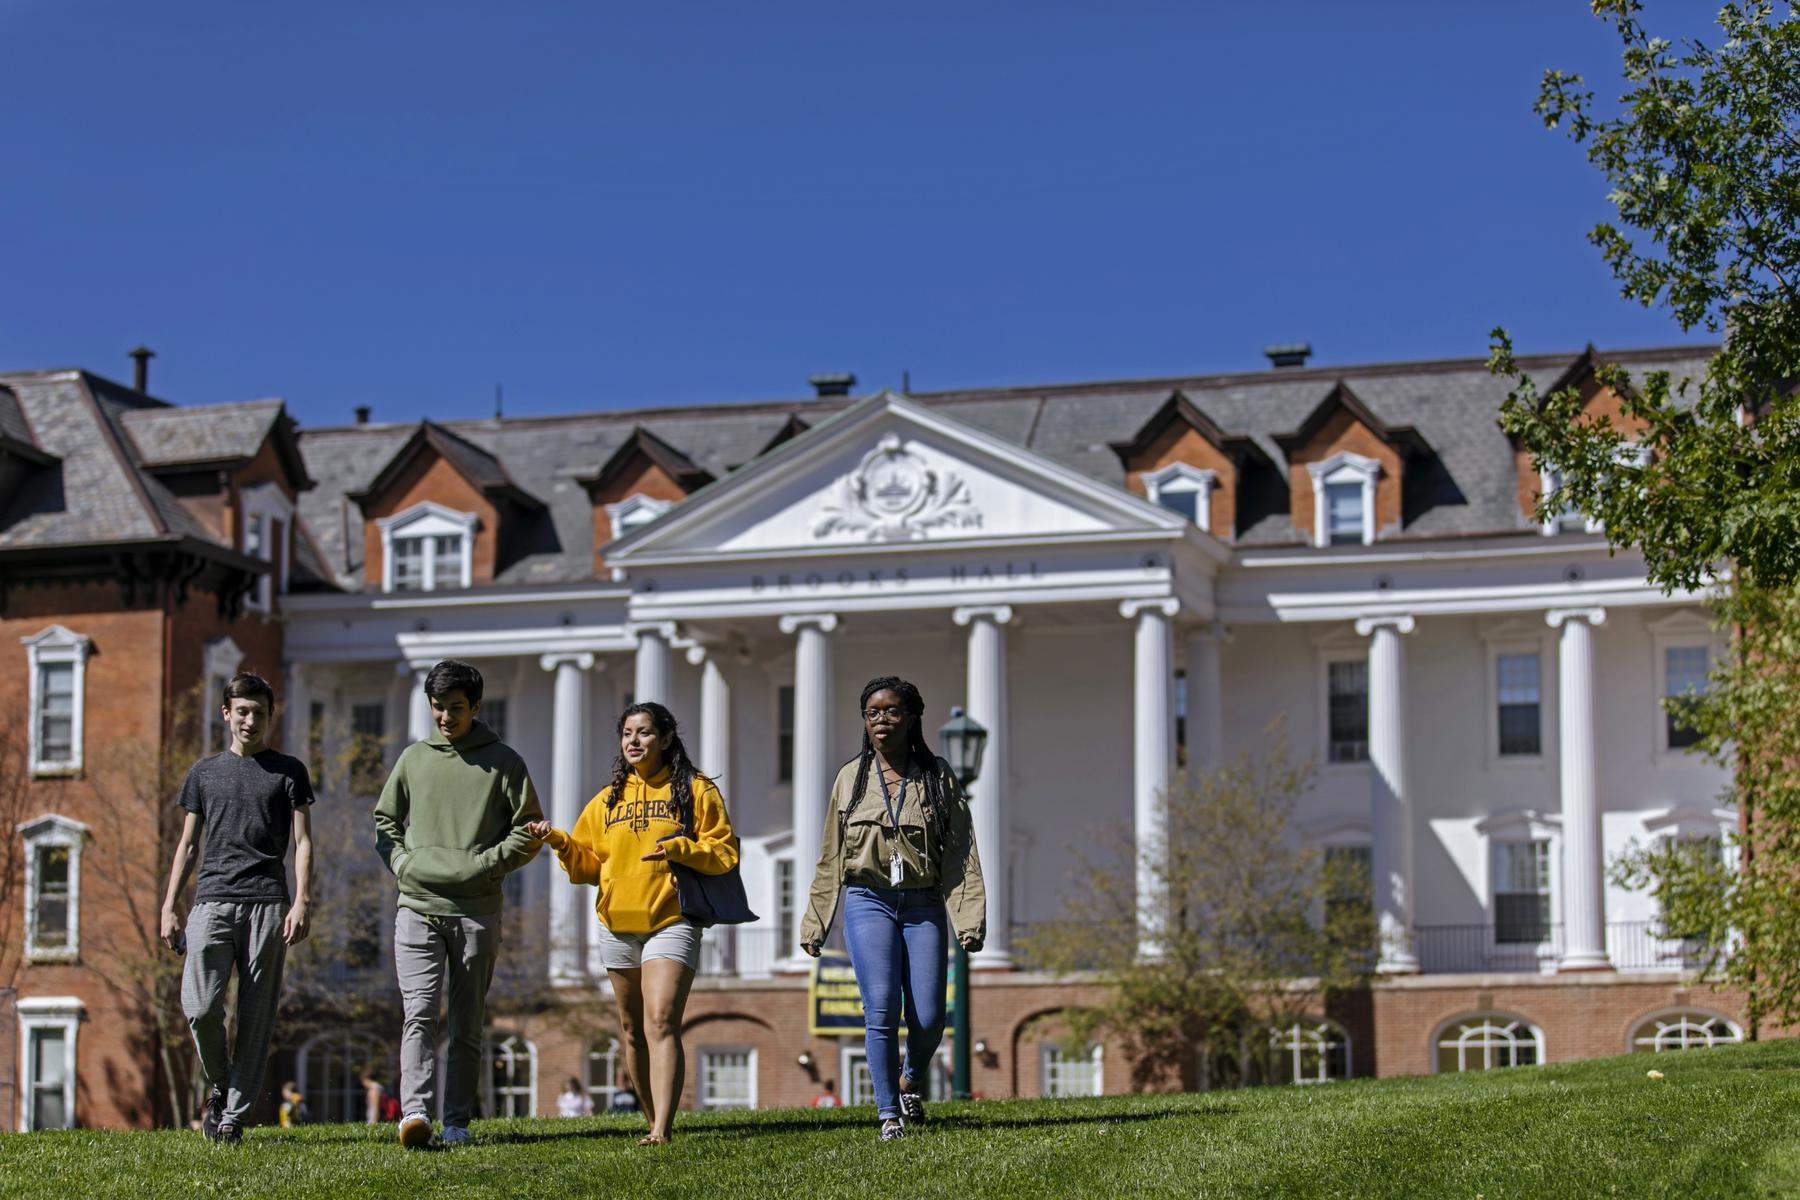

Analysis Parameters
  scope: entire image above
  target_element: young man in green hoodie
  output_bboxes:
[373,659,542,1149]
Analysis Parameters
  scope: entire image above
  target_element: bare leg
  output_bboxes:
[639,957,695,1143]
[608,969,654,1130]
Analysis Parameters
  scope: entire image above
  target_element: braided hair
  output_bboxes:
[849,676,951,849]
[607,702,704,828]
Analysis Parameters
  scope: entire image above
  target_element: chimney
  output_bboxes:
[1264,342,1312,369]
[128,345,156,393]
[809,372,857,398]
[354,405,372,425]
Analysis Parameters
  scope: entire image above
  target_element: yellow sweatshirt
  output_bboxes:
[546,766,739,935]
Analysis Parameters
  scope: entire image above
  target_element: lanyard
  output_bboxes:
[875,761,905,837]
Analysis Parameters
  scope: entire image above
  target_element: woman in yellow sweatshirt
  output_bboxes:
[526,701,737,1145]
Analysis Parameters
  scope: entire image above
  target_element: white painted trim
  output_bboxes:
[1649,616,1721,766]
[1538,466,1586,537]
[605,494,673,543]
[21,625,91,776]
[377,501,477,593]
[483,1030,538,1118]
[1430,1012,1545,1073]
[200,636,248,756]
[1477,810,1562,964]
[1315,643,1370,774]
[1306,452,1380,548]
[17,815,87,964]
[17,999,83,1131]
[697,1046,758,1110]
[1483,629,1554,769]
[1039,1041,1104,1098]
[239,481,294,611]
[1642,801,1737,841]
[1141,463,1217,533]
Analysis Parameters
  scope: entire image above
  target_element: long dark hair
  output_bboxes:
[607,702,703,826]
[849,676,950,846]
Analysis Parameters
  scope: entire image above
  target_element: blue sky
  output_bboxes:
[0,2,1709,427]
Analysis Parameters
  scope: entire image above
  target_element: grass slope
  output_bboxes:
[6,1039,1800,1200]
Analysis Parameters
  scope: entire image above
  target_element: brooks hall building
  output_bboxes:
[0,342,1766,1129]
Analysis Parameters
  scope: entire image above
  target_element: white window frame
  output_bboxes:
[1268,1018,1352,1085]
[1628,1008,1742,1053]
[201,636,247,756]
[238,481,294,612]
[1432,1013,1544,1073]
[1537,465,1588,536]
[840,1043,950,1106]
[584,1038,620,1112]
[1041,1042,1104,1098]
[1306,451,1380,548]
[1307,817,1373,930]
[377,501,476,593]
[605,494,672,543]
[1140,463,1217,533]
[482,1030,537,1118]
[1318,649,1370,771]
[1480,619,1555,768]
[697,1046,757,1110]
[17,815,88,964]
[1647,610,1721,765]
[22,625,92,777]
[17,996,83,1131]
[1476,808,1562,965]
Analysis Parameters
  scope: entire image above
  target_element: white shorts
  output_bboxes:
[595,919,703,972]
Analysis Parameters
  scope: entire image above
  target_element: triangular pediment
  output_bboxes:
[607,392,1190,561]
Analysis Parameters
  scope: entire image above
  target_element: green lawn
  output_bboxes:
[7,1039,1800,1199]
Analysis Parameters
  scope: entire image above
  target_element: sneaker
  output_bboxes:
[216,1122,243,1145]
[898,1091,926,1126]
[439,1125,472,1147]
[879,1117,906,1142]
[398,1112,433,1150]
[201,1087,225,1141]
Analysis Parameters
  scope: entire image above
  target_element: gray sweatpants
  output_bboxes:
[181,900,287,1127]
[394,908,501,1127]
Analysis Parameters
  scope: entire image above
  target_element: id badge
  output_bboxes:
[889,850,905,887]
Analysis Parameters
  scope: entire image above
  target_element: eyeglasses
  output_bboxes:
[863,707,908,724]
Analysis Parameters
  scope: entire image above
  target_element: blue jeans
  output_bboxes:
[843,885,948,1121]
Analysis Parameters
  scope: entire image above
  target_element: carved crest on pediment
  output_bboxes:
[812,435,983,542]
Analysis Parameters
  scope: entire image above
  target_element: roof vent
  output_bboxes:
[354,405,372,425]
[809,372,857,398]
[1264,342,1312,369]
[128,345,155,393]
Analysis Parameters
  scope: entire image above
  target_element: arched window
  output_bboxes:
[1041,1043,1104,1098]
[1269,1019,1351,1085]
[585,1039,620,1112]
[486,1030,536,1118]
[1630,1010,1742,1052]
[1434,1014,1543,1073]
[296,1030,395,1124]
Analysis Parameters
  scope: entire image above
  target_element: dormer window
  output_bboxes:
[1306,452,1380,548]
[378,502,476,593]
[1140,464,1216,532]
[606,494,673,543]
[1539,467,1585,535]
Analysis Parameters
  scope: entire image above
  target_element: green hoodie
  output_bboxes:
[372,719,544,917]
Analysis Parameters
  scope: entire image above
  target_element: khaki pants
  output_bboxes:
[394,908,501,1126]
[181,900,287,1127]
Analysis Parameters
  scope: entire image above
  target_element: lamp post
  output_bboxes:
[937,705,987,1102]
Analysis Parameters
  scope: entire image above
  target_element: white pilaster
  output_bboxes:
[406,664,432,745]
[540,652,596,984]
[1183,623,1227,783]
[283,662,311,759]
[688,644,734,795]
[779,613,839,965]
[1121,598,1179,958]
[1549,607,1611,971]
[1356,615,1419,974]
[629,622,677,707]
[954,605,1016,968]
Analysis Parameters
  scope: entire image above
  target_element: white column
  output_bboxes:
[779,613,839,965]
[1356,615,1419,974]
[688,645,733,795]
[630,622,677,706]
[1121,598,1178,958]
[406,663,432,744]
[1549,607,1611,971]
[283,662,311,758]
[954,605,1015,968]
[1183,623,1226,784]
[540,652,595,984]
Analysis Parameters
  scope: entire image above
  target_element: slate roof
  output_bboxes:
[120,398,286,467]
[295,344,1717,589]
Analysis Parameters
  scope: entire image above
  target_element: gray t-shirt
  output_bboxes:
[178,749,314,903]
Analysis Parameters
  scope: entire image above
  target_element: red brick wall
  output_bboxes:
[1513,379,1653,521]
[1286,408,1405,542]
[360,452,500,590]
[589,458,689,574]
[1122,425,1239,539]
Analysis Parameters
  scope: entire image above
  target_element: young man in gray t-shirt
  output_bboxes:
[159,672,314,1143]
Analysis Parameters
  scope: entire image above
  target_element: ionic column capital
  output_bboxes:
[625,620,680,641]
[538,652,596,673]
[952,604,1017,627]
[1354,614,1417,637]
[1119,597,1180,621]
[778,613,840,635]
[1546,607,1608,630]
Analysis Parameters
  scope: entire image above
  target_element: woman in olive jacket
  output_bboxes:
[800,675,985,1141]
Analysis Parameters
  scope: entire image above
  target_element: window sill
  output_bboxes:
[1487,754,1549,771]
[24,947,79,964]
[29,765,82,780]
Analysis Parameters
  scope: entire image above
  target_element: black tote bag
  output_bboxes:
[659,794,757,928]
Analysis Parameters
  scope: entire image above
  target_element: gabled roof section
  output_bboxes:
[1274,379,1432,458]
[1108,390,1275,470]
[755,413,810,457]
[0,385,57,467]
[120,398,314,489]
[348,420,545,511]
[576,425,716,496]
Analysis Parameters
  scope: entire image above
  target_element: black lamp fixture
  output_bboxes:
[937,706,988,791]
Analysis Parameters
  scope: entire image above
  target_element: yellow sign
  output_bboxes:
[806,949,957,1038]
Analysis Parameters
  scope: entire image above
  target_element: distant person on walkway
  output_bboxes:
[374,660,543,1149]
[160,671,315,1145]
[557,1076,593,1118]
[528,701,740,1146]
[811,1079,842,1108]
[610,1087,641,1115]
[361,1074,400,1125]
[801,676,985,1142]
[278,1081,309,1127]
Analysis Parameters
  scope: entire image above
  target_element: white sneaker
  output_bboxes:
[398,1112,433,1149]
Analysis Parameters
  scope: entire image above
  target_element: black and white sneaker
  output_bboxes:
[898,1091,926,1126]
[216,1122,243,1145]
[879,1117,906,1142]
[201,1087,225,1141]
